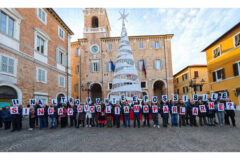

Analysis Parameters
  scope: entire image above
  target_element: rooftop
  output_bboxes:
[173,64,207,77]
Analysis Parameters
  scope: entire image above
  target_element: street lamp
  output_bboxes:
[189,78,205,94]
[80,82,91,99]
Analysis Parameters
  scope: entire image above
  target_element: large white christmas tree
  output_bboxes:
[110,10,142,99]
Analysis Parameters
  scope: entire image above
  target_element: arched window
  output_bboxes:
[92,16,99,28]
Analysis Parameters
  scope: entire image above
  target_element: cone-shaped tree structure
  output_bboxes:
[110,10,142,98]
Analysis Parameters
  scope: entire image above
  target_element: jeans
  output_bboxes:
[39,117,47,128]
[124,114,130,127]
[50,117,57,128]
[179,115,186,127]
[143,114,150,127]
[134,113,140,127]
[171,114,178,126]
[152,113,159,125]
[217,111,224,126]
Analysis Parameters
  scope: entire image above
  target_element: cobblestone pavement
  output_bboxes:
[0,112,240,152]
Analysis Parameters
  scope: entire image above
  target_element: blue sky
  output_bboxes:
[54,8,240,74]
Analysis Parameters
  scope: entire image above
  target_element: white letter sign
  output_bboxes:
[182,95,188,102]
[193,94,199,102]
[22,108,29,115]
[84,105,89,112]
[218,103,224,111]
[171,106,178,114]
[104,98,109,105]
[133,96,138,103]
[152,105,158,113]
[143,105,149,113]
[179,107,185,115]
[172,94,178,102]
[199,105,206,113]
[77,106,83,113]
[86,97,92,105]
[61,97,66,104]
[115,107,120,115]
[192,107,198,116]
[121,94,125,102]
[96,98,100,104]
[220,92,228,100]
[51,99,57,105]
[10,107,18,114]
[202,94,208,101]
[69,97,74,105]
[211,93,218,101]
[163,105,169,113]
[29,99,36,106]
[105,106,111,113]
[48,107,54,115]
[162,95,168,103]
[96,105,101,112]
[58,108,63,115]
[12,99,19,106]
[133,105,140,113]
[124,106,129,113]
[75,99,80,106]
[152,96,158,103]
[67,108,73,116]
[37,108,44,116]
[143,95,149,102]
[226,102,235,110]
[208,102,215,110]
[89,106,95,113]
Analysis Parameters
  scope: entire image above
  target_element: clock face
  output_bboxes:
[90,45,99,54]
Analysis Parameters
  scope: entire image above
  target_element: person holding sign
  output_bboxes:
[160,102,169,128]
[151,102,160,128]
[123,101,131,128]
[207,100,216,126]
[142,101,150,128]
[114,103,121,128]
[1,106,12,130]
[189,101,197,127]
[178,100,186,127]
[69,105,77,128]
[29,105,36,130]
[169,101,178,127]
[198,100,207,126]
[216,100,225,126]
[98,101,106,128]
[132,101,141,128]
[77,105,86,128]
[60,105,68,128]
[49,105,58,129]
[105,104,113,128]
[11,105,22,132]
[37,104,47,129]
[224,99,236,127]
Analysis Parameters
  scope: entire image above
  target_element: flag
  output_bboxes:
[110,60,115,71]
[142,61,147,78]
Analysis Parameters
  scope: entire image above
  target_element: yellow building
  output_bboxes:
[202,22,240,107]
[174,65,209,100]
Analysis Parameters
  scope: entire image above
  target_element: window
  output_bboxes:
[213,46,221,58]
[58,75,65,88]
[90,61,100,72]
[108,43,112,51]
[37,8,47,24]
[195,85,202,92]
[139,42,144,49]
[194,71,199,78]
[36,36,45,54]
[234,32,240,47]
[0,11,14,37]
[74,84,78,92]
[108,83,112,90]
[75,65,79,74]
[37,67,47,83]
[176,78,179,83]
[75,48,80,56]
[137,60,146,70]
[183,86,189,93]
[92,16,98,28]
[153,59,162,70]
[182,73,188,81]
[233,61,240,76]
[177,89,179,94]
[212,68,225,82]
[0,55,15,75]
[141,81,147,89]
[152,41,161,49]
[58,26,65,40]
[56,47,67,66]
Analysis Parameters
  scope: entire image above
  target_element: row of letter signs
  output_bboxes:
[11,92,228,107]
[9,101,235,116]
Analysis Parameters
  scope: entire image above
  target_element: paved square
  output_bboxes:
[0,112,239,152]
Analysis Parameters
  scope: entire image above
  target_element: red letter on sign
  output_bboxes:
[12,107,17,114]
[134,105,139,112]
[172,106,177,113]
[58,108,63,115]
[208,102,214,110]
[163,106,168,113]
[153,106,157,112]
[38,108,44,115]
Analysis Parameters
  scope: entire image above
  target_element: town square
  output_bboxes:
[0,0,240,155]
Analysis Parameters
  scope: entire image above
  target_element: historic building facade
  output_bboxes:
[0,8,73,107]
[71,8,174,102]
[173,65,209,100]
[202,22,240,107]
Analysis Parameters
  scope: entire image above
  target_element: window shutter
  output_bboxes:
[152,41,155,48]
[90,63,93,72]
[106,62,109,72]
[56,48,59,64]
[233,63,239,76]
[137,61,140,70]
[153,60,156,69]
[159,41,162,48]
[222,68,225,79]
[212,71,216,82]
[8,58,14,74]
[144,60,147,69]
[97,63,100,72]
[42,70,46,82]
[160,59,163,69]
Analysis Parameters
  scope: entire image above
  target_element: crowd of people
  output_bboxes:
[0,97,237,132]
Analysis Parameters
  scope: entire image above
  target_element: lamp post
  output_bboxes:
[81,82,91,100]
[189,78,205,94]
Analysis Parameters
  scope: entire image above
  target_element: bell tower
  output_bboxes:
[83,8,111,39]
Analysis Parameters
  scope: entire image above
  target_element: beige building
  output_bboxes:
[71,8,174,102]
[0,8,73,107]
[173,65,209,100]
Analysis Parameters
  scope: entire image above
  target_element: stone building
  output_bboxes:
[173,65,209,100]
[0,8,73,107]
[71,8,174,103]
